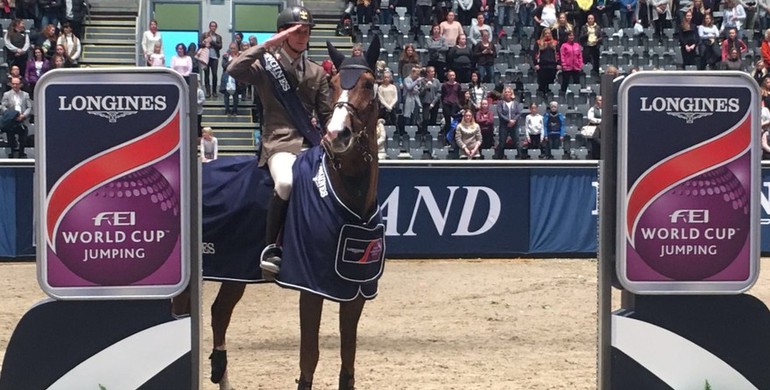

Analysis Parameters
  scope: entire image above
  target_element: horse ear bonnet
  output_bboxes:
[327,36,381,90]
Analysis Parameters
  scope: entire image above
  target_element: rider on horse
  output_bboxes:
[227,6,333,278]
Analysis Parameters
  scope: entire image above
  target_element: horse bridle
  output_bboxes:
[324,66,378,170]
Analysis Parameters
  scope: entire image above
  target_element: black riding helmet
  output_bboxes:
[276,6,315,31]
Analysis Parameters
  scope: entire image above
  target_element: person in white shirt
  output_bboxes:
[200,127,219,162]
[170,42,193,79]
[587,95,602,125]
[142,19,162,65]
[377,71,398,126]
[525,102,544,157]
[721,0,747,37]
[440,11,465,48]
[148,42,165,67]
[56,22,81,65]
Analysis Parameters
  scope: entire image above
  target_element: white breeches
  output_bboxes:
[268,152,297,200]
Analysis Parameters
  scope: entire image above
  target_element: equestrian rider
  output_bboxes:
[227,6,333,276]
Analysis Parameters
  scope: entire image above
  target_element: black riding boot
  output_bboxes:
[260,193,289,273]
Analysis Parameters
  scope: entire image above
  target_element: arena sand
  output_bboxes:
[3,259,770,389]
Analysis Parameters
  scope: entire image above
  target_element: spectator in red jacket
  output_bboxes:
[559,31,583,93]
[721,27,747,61]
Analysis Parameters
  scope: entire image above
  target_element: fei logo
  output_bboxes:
[669,209,709,224]
[93,211,136,227]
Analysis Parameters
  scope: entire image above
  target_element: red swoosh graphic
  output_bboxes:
[626,115,751,243]
[46,112,180,246]
[356,239,382,263]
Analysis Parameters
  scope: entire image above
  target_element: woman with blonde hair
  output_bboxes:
[200,127,219,162]
[455,109,482,159]
[534,28,560,97]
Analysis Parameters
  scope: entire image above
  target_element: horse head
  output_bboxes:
[325,37,380,166]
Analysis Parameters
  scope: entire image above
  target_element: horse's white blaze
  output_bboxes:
[327,90,350,139]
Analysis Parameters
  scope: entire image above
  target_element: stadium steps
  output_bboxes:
[201,99,259,154]
[81,8,137,68]
[308,13,352,62]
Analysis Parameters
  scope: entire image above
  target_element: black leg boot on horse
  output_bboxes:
[260,192,289,278]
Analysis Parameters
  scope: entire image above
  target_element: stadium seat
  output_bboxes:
[433,147,449,159]
[481,148,495,160]
[385,125,398,149]
[386,147,400,160]
[504,149,518,160]
[395,7,407,18]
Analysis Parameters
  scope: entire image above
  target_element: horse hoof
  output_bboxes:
[219,374,235,390]
[209,349,228,384]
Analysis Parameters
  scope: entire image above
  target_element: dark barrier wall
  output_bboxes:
[6,161,770,258]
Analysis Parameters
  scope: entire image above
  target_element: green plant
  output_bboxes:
[705,380,712,390]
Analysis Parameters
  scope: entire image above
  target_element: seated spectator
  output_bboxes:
[525,102,544,158]
[752,59,768,84]
[51,54,67,69]
[719,47,744,70]
[586,95,602,159]
[25,46,50,98]
[475,98,495,149]
[200,127,219,162]
[38,24,58,59]
[148,42,166,67]
[54,44,75,67]
[720,27,747,61]
[0,77,32,158]
[455,109,482,159]
[6,65,28,92]
[351,43,364,57]
[762,77,770,107]
[377,71,399,126]
[543,101,565,159]
[57,22,81,66]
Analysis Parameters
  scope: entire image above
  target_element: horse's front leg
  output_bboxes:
[339,295,366,390]
[299,291,324,388]
[210,281,247,385]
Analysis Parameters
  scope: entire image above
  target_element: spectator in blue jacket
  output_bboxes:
[543,101,565,159]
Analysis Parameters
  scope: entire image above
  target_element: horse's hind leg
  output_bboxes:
[209,282,246,385]
[339,296,366,390]
[299,291,324,386]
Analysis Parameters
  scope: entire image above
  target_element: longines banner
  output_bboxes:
[35,69,190,299]
[617,72,760,294]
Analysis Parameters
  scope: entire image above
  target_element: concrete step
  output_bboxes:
[212,138,254,147]
[79,57,135,66]
[86,19,136,27]
[82,44,135,53]
[85,31,136,41]
[83,38,137,46]
[85,26,135,35]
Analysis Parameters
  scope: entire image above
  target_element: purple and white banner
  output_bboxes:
[617,72,761,294]
[35,69,190,299]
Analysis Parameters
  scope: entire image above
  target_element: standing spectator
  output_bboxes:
[495,86,522,159]
[147,42,165,67]
[171,42,193,80]
[468,71,487,111]
[559,31,582,93]
[188,42,200,75]
[62,0,87,38]
[586,95,601,159]
[758,0,770,34]
[399,43,421,82]
[720,27,747,61]
[357,0,374,25]
[469,13,493,46]
[415,0,433,26]
[201,21,223,98]
[534,0,559,38]
[619,0,638,27]
[680,11,699,67]
[762,105,770,159]
[402,66,422,134]
[689,0,707,26]
[752,58,768,84]
[552,12,574,46]
[651,0,673,40]
[457,0,478,25]
[0,0,15,19]
[448,35,473,83]
[473,30,495,83]
[426,25,449,80]
[562,0,584,31]
[543,101,565,159]
[440,11,465,48]
[196,85,205,138]
[38,23,57,59]
[419,65,441,134]
[1,77,31,158]
[720,0,746,37]
[592,0,614,27]
[5,19,29,76]
[56,22,80,66]
[762,28,770,67]
[141,19,162,65]
[377,71,399,126]
[376,0,396,25]
[455,109,482,158]
[200,127,219,163]
[39,0,61,31]
[533,28,560,97]
[479,0,492,23]
[25,45,49,98]
[719,47,744,69]
[525,102,544,158]
[220,42,241,116]
[762,77,770,107]
[516,0,535,32]
[698,13,721,69]
[6,65,27,94]
[580,13,601,73]
[17,0,37,23]
[440,69,463,139]
[475,98,495,149]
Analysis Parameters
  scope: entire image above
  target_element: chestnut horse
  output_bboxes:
[205,38,383,390]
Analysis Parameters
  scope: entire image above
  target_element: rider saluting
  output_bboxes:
[227,6,332,277]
